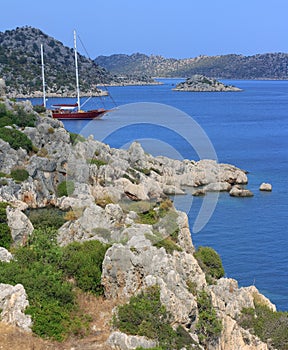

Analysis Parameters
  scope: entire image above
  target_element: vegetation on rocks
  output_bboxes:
[0,127,33,152]
[239,301,288,350]
[61,240,110,295]
[0,102,36,127]
[194,246,225,284]
[0,202,12,249]
[196,290,223,345]
[10,168,29,182]
[113,285,199,349]
[0,227,109,341]
[26,207,67,229]
[56,180,75,197]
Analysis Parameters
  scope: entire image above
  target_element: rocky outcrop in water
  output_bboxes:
[0,97,276,350]
[173,75,242,92]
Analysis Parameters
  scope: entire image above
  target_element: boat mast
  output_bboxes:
[73,30,81,112]
[40,44,46,108]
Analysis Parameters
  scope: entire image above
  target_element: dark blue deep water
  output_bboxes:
[34,79,288,310]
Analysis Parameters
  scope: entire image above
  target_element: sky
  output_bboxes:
[1,0,288,59]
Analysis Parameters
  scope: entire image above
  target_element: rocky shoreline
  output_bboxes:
[0,96,278,350]
[173,75,242,92]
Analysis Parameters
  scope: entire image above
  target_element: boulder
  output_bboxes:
[0,247,13,262]
[0,283,32,332]
[229,186,254,197]
[259,182,272,191]
[6,207,34,245]
[0,78,6,96]
[107,331,157,349]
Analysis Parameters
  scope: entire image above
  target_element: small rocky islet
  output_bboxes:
[173,74,242,92]
[0,94,281,349]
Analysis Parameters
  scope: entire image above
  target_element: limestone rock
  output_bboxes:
[0,247,13,262]
[0,283,32,332]
[6,207,34,245]
[0,78,6,96]
[259,182,272,191]
[107,331,157,349]
[229,185,254,197]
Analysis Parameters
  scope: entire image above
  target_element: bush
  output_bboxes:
[196,290,223,345]
[12,105,37,127]
[26,207,66,229]
[0,103,36,128]
[33,105,46,113]
[69,132,85,145]
[10,168,29,182]
[61,240,110,295]
[114,285,197,349]
[153,237,182,254]
[194,246,224,284]
[88,158,107,167]
[0,202,12,249]
[0,127,33,152]
[57,180,75,197]
[0,227,93,341]
[239,302,288,350]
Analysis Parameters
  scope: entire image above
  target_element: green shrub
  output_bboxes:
[57,180,75,197]
[33,105,46,113]
[196,290,223,345]
[0,127,33,152]
[69,132,85,145]
[88,158,107,167]
[12,105,37,127]
[10,168,29,182]
[0,115,13,127]
[114,285,197,349]
[137,208,158,225]
[61,240,110,295]
[153,237,182,254]
[239,303,288,350]
[26,207,66,229]
[0,227,92,341]
[0,202,12,249]
[194,246,224,284]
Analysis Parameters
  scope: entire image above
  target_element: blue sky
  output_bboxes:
[1,0,288,58]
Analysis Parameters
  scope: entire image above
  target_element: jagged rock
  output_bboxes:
[259,182,272,191]
[102,220,206,325]
[229,185,254,197]
[57,202,126,246]
[204,182,232,192]
[173,75,242,92]
[0,247,13,262]
[219,315,269,350]
[0,78,6,96]
[6,207,33,245]
[107,331,157,350]
[209,278,275,320]
[0,283,32,332]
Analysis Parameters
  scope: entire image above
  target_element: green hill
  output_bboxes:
[95,52,288,79]
[0,27,155,97]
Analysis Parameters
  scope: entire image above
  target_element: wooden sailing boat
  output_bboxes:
[42,31,109,120]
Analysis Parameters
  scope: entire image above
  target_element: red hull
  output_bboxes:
[52,108,108,120]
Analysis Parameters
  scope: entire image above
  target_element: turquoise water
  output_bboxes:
[33,79,288,310]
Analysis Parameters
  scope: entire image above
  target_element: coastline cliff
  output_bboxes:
[0,97,283,350]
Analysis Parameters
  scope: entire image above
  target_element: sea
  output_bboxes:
[30,79,288,311]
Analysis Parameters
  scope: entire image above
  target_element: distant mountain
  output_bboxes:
[0,27,155,97]
[95,52,288,79]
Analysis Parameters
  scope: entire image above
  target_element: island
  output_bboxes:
[173,74,242,92]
